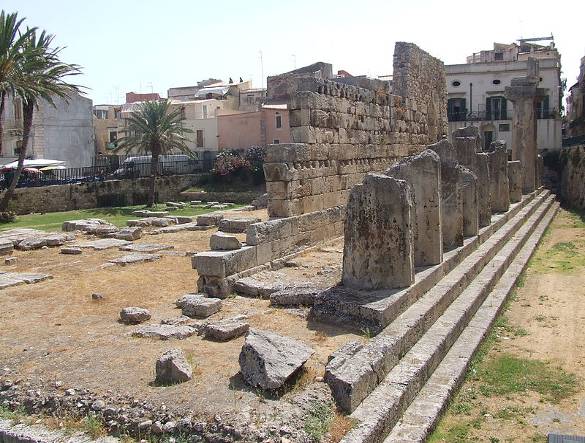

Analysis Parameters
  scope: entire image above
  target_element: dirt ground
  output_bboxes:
[0,208,363,422]
[430,208,585,442]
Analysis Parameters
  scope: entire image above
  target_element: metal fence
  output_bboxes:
[0,156,215,189]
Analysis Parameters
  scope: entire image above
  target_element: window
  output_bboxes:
[246,94,254,105]
[94,109,108,119]
[452,81,461,87]
[275,113,282,129]
[273,139,280,144]
[499,123,510,132]
[447,98,467,122]
[486,96,507,120]
[108,130,118,143]
[114,109,121,119]
[14,98,22,120]
[492,79,501,85]
[494,52,503,61]
[202,105,208,119]
[536,96,550,119]
[196,130,204,148]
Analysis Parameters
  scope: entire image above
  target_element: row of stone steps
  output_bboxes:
[325,189,550,413]
[339,193,557,442]
[384,200,559,442]
[312,189,542,334]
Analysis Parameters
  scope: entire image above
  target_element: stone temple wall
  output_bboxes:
[560,145,585,210]
[263,42,448,218]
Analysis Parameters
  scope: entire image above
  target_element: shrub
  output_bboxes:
[0,211,16,223]
[211,147,266,186]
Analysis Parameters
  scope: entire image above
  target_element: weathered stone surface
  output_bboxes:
[508,160,523,203]
[175,293,202,308]
[196,275,230,299]
[16,233,74,250]
[458,166,479,237]
[119,243,173,253]
[238,329,314,390]
[429,139,464,250]
[132,210,169,217]
[112,227,142,241]
[4,256,16,265]
[342,173,414,290]
[75,238,130,250]
[62,219,115,233]
[150,222,212,234]
[474,153,492,227]
[168,215,193,224]
[270,286,320,306]
[60,247,82,255]
[196,213,224,226]
[233,274,285,298]
[210,232,242,251]
[108,253,161,266]
[0,272,51,289]
[0,240,13,255]
[218,217,262,234]
[192,246,257,278]
[119,307,151,324]
[132,324,197,340]
[326,341,364,373]
[155,349,192,384]
[202,317,249,341]
[452,127,480,168]
[487,141,511,213]
[386,149,442,267]
[181,295,222,318]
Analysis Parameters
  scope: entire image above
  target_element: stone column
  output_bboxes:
[508,160,523,203]
[428,139,464,251]
[475,153,492,227]
[459,166,479,237]
[537,154,544,188]
[342,173,414,290]
[487,142,510,213]
[505,58,545,194]
[452,126,481,169]
[385,149,442,267]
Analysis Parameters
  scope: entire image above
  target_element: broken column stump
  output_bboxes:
[508,160,523,203]
[487,141,511,213]
[458,166,479,237]
[385,149,442,267]
[342,173,414,290]
[475,153,492,227]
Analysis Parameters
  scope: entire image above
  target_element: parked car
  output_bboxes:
[112,154,199,178]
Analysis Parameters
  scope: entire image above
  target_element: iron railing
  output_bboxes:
[0,156,215,189]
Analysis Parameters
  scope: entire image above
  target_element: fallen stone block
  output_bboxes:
[192,246,257,278]
[75,238,130,250]
[210,232,242,251]
[16,233,74,251]
[62,219,114,233]
[181,295,222,318]
[196,213,224,226]
[108,253,161,266]
[175,293,203,308]
[119,243,174,253]
[219,217,262,234]
[155,349,192,384]
[202,317,249,341]
[0,272,51,289]
[4,256,16,265]
[168,215,193,224]
[132,324,197,340]
[119,307,151,324]
[0,240,13,256]
[112,227,142,241]
[132,210,169,218]
[270,286,320,306]
[60,247,82,255]
[239,329,314,390]
[233,275,285,298]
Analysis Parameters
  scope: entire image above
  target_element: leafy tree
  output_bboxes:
[0,10,37,155]
[0,27,81,211]
[112,100,193,207]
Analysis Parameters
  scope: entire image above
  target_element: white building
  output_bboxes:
[445,39,562,151]
[1,92,94,167]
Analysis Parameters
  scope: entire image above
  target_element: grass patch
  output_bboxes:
[0,203,235,232]
[304,401,334,442]
[81,415,106,439]
[530,240,585,273]
[476,354,578,403]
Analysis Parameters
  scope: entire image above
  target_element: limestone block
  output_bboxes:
[210,232,242,251]
[487,143,510,213]
[196,213,224,226]
[508,160,523,203]
[246,218,294,246]
[458,166,479,237]
[342,173,414,290]
[474,153,492,227]
[386,149,442,267]
[218,217,262,234]
[192,246,257,278]
[453,134,480,168]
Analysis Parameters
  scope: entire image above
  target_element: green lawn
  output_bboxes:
[0,204,233,232]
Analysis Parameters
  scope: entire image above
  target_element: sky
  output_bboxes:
[6,0,585,105]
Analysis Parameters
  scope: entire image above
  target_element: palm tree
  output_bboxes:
[0,29,81,211]
[0,10,38,155]
[113,100,193,207]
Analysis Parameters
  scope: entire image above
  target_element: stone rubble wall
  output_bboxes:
[560,145,585,210]
[2,174,203,215]
[264,42,447,218]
